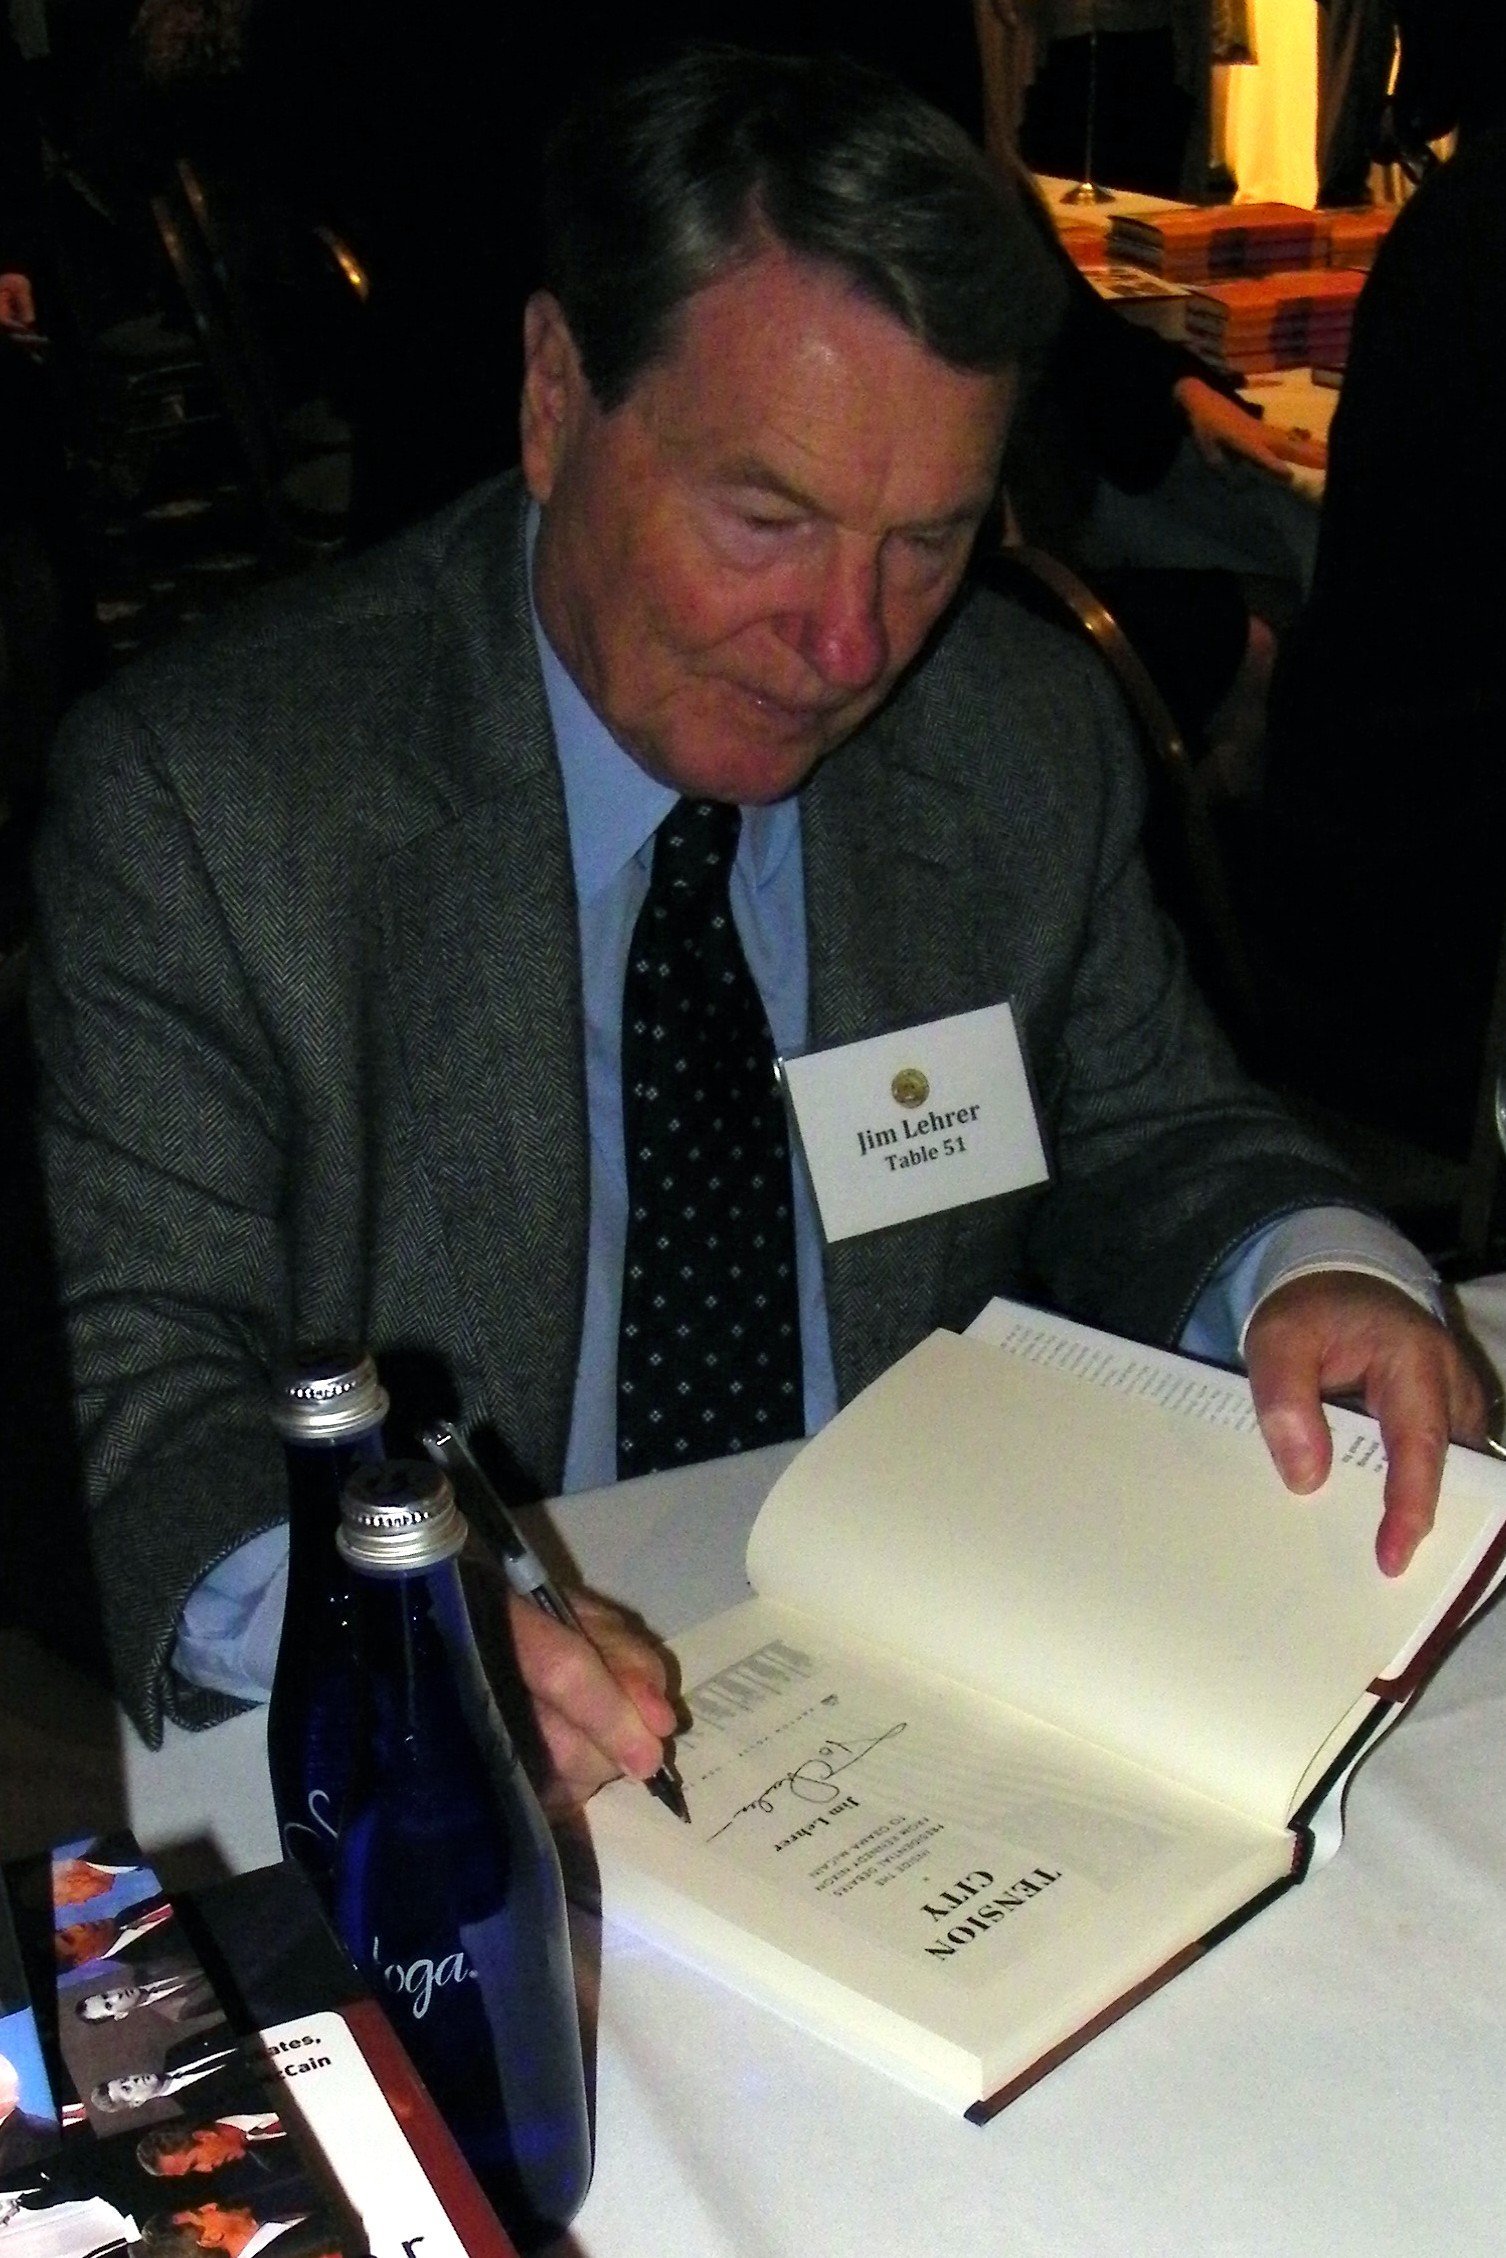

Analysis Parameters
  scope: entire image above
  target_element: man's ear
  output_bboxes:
[520,292,587,504]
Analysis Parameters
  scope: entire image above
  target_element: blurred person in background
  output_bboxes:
[1317,0,1398,207]
[2,9,63,869]
[1260,0,1506,1159]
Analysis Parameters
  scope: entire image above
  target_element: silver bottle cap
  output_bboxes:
[270,1350,390,1445]
[337,1460,469,1574]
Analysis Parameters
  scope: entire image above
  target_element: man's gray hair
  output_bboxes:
[542,45,1066,409]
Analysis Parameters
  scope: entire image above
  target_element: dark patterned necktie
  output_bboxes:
[616,799,804,1477]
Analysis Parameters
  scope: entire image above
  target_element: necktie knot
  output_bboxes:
[655,799,741,907]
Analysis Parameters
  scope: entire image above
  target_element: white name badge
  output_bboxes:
[779,1001,1049,1243]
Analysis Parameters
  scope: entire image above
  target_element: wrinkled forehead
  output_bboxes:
[621,236,1016,411]
[610,246,1015,495]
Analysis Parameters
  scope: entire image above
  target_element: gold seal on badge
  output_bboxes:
[891,1067,929,1109]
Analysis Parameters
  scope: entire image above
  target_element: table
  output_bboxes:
[1033,176,1194,248]
[107,1410,1506,2258]
[1029,173,1337,585]
[1078,423,1324,588]
[1240,367,1341,449]
[1241,368,1340,505]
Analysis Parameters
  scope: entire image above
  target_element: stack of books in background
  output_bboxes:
[1055,218,1108,271]
[1106,201,1325,282]
[1323,205,1397,271]
[1076,194,1401,375]
[1080,264,1193,341]
[1182,268,1366,375]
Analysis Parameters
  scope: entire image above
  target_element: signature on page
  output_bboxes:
[706,1723,909,1842]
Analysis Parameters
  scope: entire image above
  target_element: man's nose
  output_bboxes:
[791,544,889,694]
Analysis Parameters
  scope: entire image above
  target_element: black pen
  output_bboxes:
[420,1420,690,1822]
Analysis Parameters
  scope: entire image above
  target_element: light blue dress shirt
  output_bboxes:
[173,530,1441,1702]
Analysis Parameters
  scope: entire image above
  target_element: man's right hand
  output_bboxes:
[506,1585,678,1809]
[1245,1270,1489,1576]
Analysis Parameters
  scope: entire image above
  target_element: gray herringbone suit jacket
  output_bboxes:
[31,476,1359,1740]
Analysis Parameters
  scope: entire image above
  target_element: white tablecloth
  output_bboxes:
[1033,177,1194,245]
[110,1428,1506,2258]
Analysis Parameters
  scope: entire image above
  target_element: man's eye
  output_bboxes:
[905,527,960,557]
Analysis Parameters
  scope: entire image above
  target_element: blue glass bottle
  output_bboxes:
[332,1462,592,2251]
[266,1351,389,1897]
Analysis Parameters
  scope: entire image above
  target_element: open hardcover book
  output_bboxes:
[588,1298,1506,2119]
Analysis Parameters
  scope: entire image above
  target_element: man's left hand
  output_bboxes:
[1244,1271,1490,1575]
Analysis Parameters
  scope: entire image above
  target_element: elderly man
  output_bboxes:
[0,2050,54,2170]
[31,49,1484,1809]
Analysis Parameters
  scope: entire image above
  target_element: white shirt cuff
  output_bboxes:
[172,1526,289,1703]
[1179,1205,1442,1368]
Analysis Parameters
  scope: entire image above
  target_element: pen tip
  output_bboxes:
[647,1770,691,1824]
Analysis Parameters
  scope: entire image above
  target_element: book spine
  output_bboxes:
[963,1865,1307,2126]
[1369,1516,1506,1697]
[339,1998,524,2258]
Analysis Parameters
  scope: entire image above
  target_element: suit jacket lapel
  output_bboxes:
[802,696,991,1404]
[374,485,586,1494]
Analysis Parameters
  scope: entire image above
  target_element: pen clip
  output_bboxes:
[420,1422,526,1564]
[420,1421,569,1616]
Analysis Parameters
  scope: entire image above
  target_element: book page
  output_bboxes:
[746,1328,1506,1831]
[593,1598,1290,2111]
[967,1299,1506,1684]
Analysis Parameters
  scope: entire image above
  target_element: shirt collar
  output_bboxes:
[527,503,799,906]
[241,2222,305,2258]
